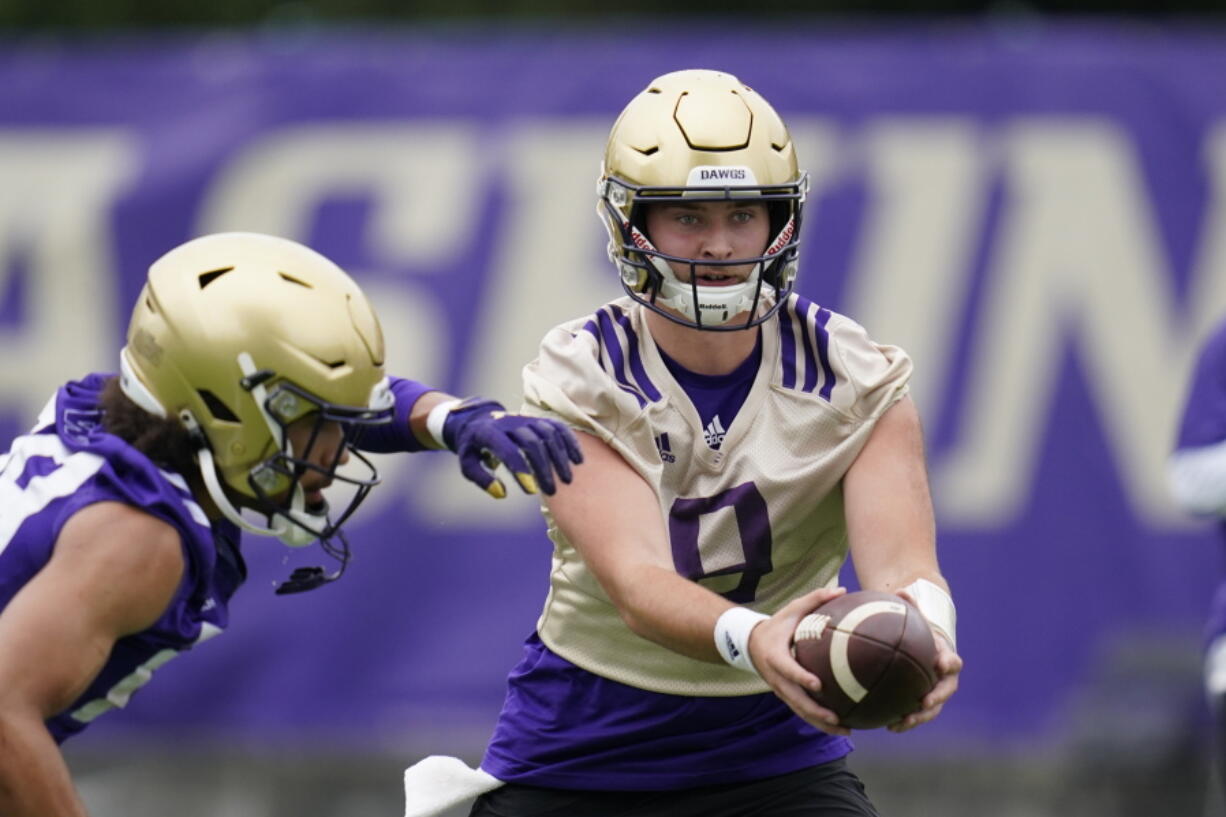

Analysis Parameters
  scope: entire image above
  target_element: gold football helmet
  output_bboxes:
[598,69,808,330]
[119,232,393,553]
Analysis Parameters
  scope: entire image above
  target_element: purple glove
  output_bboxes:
[442,399,583,498]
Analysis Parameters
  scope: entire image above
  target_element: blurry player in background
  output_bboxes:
[1169,316,1226,803]
[403,69,961,817]
[0,232,580,817]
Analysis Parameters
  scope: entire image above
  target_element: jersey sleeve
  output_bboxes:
[521,323,645,445]
[824,312,914,422]
[354,375,436,453]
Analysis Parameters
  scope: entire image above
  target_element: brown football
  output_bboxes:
[792,590,938,729]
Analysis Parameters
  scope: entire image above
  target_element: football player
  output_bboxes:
[1169,317,1226,804]
[0,232,581,817]
[404,68,962,817]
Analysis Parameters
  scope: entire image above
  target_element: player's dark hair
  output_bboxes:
[99,376,198,478]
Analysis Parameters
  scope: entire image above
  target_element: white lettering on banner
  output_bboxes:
[0,132,136,420]
[196,123,482,270]
[0,117,1211,535]
[912,120,1226,527]
[1191,126,1226,345]
[842,119,990,424]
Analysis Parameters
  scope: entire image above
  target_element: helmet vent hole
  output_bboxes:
[311,356,346,369]
[197,267,234,289]
[278,272,313,288]
[634,146,659,156]
[197,389,239,422]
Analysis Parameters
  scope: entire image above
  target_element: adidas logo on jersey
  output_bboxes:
[704,416,727,449]
[655,433,676,463]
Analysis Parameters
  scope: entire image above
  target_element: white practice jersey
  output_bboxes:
[522,293,912,696]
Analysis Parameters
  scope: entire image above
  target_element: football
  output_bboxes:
[792,590,938,729]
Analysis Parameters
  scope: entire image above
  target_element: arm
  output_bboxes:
[359,378,583,498]
[544,432,848,733]
[843,395,962,732]
[0,502,185,817]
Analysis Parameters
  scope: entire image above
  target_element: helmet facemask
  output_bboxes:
[601,175,806,330]
[236,357,394,549]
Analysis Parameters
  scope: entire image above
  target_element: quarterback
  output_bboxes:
[0,232,581,816]
[403,69,962,816]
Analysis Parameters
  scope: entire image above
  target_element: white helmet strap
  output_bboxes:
[118,348,168,418]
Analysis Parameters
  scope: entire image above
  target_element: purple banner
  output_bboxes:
[1,23,1223,753]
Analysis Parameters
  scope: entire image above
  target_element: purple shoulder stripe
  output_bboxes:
[814,306,836,401]
[584,306,660,408]
[607,304,661,403]
[777,296,837,401]
[778,303,798,389]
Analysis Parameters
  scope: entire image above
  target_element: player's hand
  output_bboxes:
[746,586,851,737]
[886,587,962,733]
[888,629,961,733]
[442,399,583,498]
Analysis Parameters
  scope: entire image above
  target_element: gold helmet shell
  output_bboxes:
[598,69,808,329]
[120,232,391,505]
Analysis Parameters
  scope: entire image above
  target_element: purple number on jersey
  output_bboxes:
[668,481,773,603]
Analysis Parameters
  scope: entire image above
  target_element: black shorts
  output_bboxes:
[468,757,879,817]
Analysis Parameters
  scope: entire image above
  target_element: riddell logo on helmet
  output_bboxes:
[687,166,758,186]
[765,218,796,255]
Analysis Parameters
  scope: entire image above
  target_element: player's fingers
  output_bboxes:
[509,427,554,495]
[529,421,576,489]
[765,648,822,694]
[482,433,537,495]
[459,455,507,500]
[924,674,958,709]
[782,689,849,736]
[936,648,963,676]
[890,700,944,733]
[511,422,581,494]
[556,423,584,465]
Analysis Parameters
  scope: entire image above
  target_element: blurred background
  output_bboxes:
[2,0,1226,815]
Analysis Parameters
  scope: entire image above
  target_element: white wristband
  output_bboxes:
[714,607,769,675]
[903,578,957,650]
[425,398,463,449]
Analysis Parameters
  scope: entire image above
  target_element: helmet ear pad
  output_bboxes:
[762,199,798,289]
[627,205,663,295]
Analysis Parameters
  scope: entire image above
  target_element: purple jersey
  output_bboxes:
[1175,321,1226,643]
[0,374,245,743]
[481,634,850,790]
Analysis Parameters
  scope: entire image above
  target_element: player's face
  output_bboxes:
[643,200,771,284]
[286,415,349,507]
